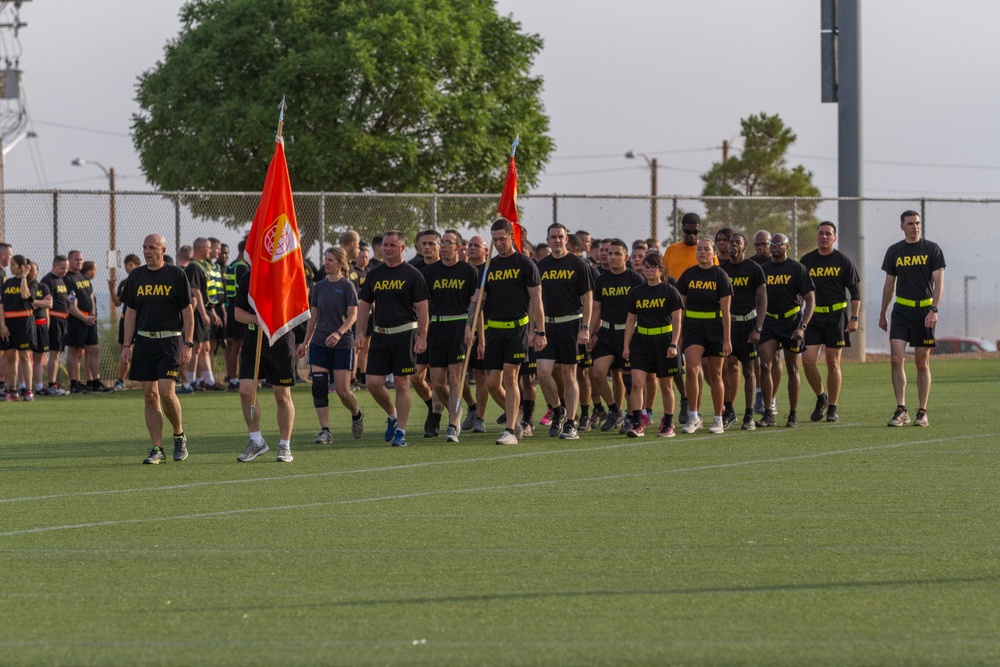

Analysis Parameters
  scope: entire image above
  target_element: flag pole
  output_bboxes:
[250,96,288,420]
[450,238,495,429]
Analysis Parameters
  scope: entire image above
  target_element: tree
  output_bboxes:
[700,113,820,253]
[132,0,554,240]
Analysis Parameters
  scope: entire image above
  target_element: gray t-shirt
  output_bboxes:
[310,277,358,349]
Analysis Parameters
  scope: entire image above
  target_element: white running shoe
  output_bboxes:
[681,416,703,434]
[238,438,269,462]
[495,430,519,445]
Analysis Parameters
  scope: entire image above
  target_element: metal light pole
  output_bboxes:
[71,158,117,311]
[626,150,658,244]
[964,275,976,337]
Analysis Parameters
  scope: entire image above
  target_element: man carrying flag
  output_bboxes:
[236,122,310,462]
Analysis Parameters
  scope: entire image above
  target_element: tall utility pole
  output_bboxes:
[625,151,659,244]
[822,0,864,360]
[0,0,31,242]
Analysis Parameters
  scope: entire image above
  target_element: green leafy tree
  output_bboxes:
[132,0,553,241]
[700,113,820,253]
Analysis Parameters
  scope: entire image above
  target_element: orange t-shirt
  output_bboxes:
[663,241,718,280]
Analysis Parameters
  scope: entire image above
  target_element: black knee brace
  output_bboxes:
[312,372,330,408]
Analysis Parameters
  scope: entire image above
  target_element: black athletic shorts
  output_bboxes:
[240,329,296,386]
[682,318,726,357]
[761,314,805,353]
[367,329,418,377]
[890,306,936,348]
[537,319,583,364]
[468,330,486,371]
[33,320,49,353]
[591,326,628,370]
[225,305,247,339]
[129,336,183,382]
[117,317,126,346]
[67,318,98,348]
[428,320,467,368]
[730,319,759,364]
[484,324,529,371]
[48,317,68,352]
[519,347,537,376]
[193,315,211,343]
[2,317,34,351]
[628,332,680,378]
[805,311,849,348]
[415,349,430,366]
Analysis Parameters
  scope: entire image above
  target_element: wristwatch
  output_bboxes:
[183,341,194,348]
[798,322,808,330]
[850,315,859,321]
[580,324,589,331]
[754,325,763,333]
[535,331,546,337]
[929,306,939,313]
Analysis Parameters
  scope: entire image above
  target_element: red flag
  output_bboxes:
[243,136,310,345]
[498,155,522,252]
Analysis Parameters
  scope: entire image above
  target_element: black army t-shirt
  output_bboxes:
[483,251,540,321]
[358,261,429,328]
[122,264,192,332]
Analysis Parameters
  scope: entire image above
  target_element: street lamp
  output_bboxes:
[71,158,117,302]
[626,150,658,244]
[964,275,977,337]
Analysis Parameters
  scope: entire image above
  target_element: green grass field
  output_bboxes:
[2,358,999,666]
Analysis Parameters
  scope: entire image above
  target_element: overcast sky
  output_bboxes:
[4,0,1000,199]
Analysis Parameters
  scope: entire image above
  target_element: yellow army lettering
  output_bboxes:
[767,275,791,285]
[512,352,526,360]
[166,369,179,378]
[488,268,521,281]
[75,279,91,289]
[635,298,666,309]
[400,366,415,374]
[809,267,842,278]
[895,255,928,267]
[3,285,21,295]
[540,269,576,281]
[730,276,749,287]
[373,279,406,291]
[433,278,466,290]
[55,284,68,294]
[136,285,174,297]
[687,280,717,290]
[602,286,632,297]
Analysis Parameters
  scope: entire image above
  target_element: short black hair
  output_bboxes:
[900,210,920,223]
[818,220,837,233]
[681,212,702,229]
[491,218,513,234]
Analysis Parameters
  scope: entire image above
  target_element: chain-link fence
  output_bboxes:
[2,190,996,379]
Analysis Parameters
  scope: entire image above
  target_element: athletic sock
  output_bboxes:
[279,439,290,447]
[249,431,264,444]
[388,412,398,422]
[580,404,590,420]
[663,413,674,428]
[594,401,604,413]
[632,410,642,425]
[608,402,619,414]
[522,399,535,423]
[724,401,733,413]
[202,370,216,386]
[714,415,724,428]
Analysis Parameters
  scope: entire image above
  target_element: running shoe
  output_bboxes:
[495,430,518,445]
[172,433,188,461]
[143,447,166,465]
[472,417,487,433]
[756,412,776,428]
[521,421,534,437]
[741,414,756,431]
[23,390,34,402]
[238,438,269,462]
[887,407,910,427]
[589,408,606,430]
[579,416,592,432]
[445,425,460,443]
[113,379,126,391]
[601,409,623,432]
[914,410,929,427]
[176,385,195,395]
[391,429,408,447]
[810,393,829,422]
[461,410,477,431]
[276,445,294,462]
[384,415,398,441]
[753,391,765,415]
[496,411,507,425]
[722,408,738,430]
[658,418,675,438]
[619,417,632,436]
[786,411,798,428]
[351,409,365,439]
[539,408,553,426]
[826,406,840,423]
[708,422,725,434]
[678,399,689,425]
[548,407,567,438]
[559,422,579,440]
[640,411,653,428]
[314,429,334,444]
[681,415,703,434]
[626,423,645,438]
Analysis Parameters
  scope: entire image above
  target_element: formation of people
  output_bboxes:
[0,208,945,463]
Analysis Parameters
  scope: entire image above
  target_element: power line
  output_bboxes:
[790,152,1000,171]
[28,118,131,138]
[551,147,718,161]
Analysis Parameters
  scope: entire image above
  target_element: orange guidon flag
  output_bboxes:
[498,153,522,252]
[243,135,310,344]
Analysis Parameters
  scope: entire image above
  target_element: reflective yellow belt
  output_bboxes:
[686,310,720,319]
[814,301,847,314]
[486,315,530,329]
[895,297,933,308]
[766,306,801,319]
[636,324,673,335]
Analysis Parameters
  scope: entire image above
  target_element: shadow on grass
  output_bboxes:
[164,575,996,613]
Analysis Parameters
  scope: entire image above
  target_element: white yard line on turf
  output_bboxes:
[0,434,990,538]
